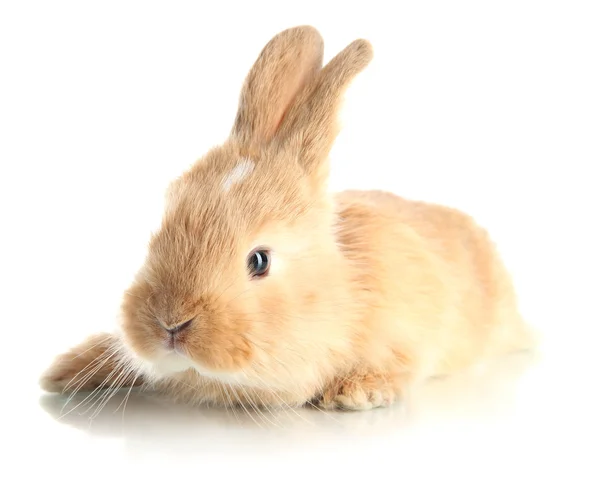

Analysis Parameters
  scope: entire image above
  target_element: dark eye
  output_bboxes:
[247,249,270,278]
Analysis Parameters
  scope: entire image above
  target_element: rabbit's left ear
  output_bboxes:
[230,26,324,149]
[275,39,373,190]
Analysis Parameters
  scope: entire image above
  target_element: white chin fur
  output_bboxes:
[149,352,194,378]
[137,350,256,387]
[116,328,255,386]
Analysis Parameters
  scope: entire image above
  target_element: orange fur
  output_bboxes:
[40,26,534,411]
[39,333,143,393]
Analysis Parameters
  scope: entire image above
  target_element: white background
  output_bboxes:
[1,1,599,481]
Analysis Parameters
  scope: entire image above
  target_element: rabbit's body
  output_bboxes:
[335,190,531,374]
[40,26,534,411]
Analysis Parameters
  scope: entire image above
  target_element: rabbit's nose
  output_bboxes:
[166,319,193,335]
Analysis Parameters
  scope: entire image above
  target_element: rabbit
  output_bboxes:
[39,25,535,411]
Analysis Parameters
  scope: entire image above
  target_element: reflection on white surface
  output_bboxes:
[20,354,531,453]
[39,351,537,443]
[26,341,598,481]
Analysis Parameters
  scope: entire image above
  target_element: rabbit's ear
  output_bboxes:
[277,39,373,187]
[231,26,324,148]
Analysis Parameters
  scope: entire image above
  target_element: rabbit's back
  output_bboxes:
[333,189,534,379]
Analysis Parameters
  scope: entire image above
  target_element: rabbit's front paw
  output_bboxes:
[316,371,401,411]
[39,333,138,394]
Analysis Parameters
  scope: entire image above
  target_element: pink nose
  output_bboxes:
[166,319,193,335]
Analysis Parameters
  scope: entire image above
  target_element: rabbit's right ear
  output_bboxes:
[230,26,324,149]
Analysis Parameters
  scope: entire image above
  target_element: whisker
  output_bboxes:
[228,382,248,425]
[221,382,241,424]
[62,344,121,395]
[71,335,113,359]
[212,277,237,305]
[238,384,275,428]
[222,287,253,308]
[244,338,342,424]
[248,371,312,427]
[226,382,241,424]
[88,360,135,420]
[59,357,126,419]
[115,365,142,416]
[247,384,284,429]
[60,345,123,413]
[233,385,264,429]
[216,381,234,420]
[84,359,129,419]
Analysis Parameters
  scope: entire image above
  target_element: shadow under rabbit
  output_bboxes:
[38,350,539,457]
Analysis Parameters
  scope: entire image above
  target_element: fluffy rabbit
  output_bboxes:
[40,26,535,411]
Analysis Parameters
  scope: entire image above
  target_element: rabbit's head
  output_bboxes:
[119,26,373,393]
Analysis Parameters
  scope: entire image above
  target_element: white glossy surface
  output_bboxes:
[15,339,600,480]
[1,1,599,481]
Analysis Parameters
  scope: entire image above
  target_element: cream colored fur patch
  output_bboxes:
[222,158,255,192]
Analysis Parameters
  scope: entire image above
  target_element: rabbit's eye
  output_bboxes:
[247,249,270,278]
